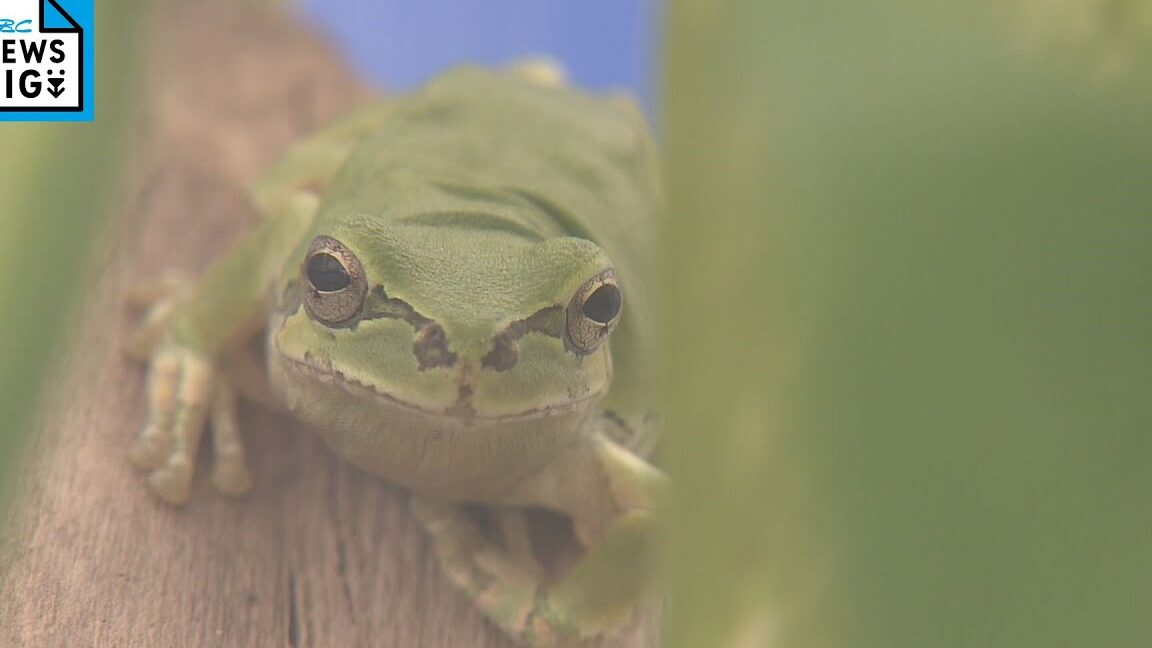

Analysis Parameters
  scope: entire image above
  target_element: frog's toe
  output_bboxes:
[208,384,252,496]
[130,347,182,469]
[149,456,195,505]
[211,459,252,496]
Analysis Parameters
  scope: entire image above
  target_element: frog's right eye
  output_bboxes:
[302,235,367,327]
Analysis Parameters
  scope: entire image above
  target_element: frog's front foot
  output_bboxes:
[129,342,252,504]
[126,278,252,504]
[412,498,654,647]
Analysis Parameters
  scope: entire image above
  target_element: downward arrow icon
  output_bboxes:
[48,78,64,99]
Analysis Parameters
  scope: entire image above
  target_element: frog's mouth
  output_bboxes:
[278,353,604,423]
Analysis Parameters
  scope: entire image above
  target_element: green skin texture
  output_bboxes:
[129,67,663,645]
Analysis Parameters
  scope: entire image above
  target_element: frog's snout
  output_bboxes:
[451,357,479,413]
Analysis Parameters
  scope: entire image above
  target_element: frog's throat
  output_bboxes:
[278,352,604,422]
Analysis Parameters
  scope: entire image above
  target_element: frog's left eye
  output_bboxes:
[566,270,622,354]
[302,235,367,327]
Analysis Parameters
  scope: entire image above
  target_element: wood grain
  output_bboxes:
[0,2,653,646]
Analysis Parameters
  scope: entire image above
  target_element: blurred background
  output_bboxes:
[3,1,1152,647]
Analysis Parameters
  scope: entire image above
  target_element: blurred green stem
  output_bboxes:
[663,2,1152,647]
[0,2,146,510]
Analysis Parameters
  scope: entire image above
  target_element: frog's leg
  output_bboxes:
[251,100,393,215]
[414,430,664,646]
[128,196,314,504]
[128,102,396,504]
[495,508,545,579]
[124,272,194,362]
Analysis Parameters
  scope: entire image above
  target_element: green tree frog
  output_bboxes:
[127,64,663,646]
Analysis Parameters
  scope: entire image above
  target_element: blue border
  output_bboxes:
[0,0,93,122]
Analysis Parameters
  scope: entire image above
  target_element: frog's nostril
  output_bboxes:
[413,323,457,370]
[481,305,564,372]
[481,336,517,371]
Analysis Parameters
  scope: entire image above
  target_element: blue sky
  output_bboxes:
[296,0,660,110]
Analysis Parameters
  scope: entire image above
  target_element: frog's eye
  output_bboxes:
[302,235,367,327]
[566,270,622,354]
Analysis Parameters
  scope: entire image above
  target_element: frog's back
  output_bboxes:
[324,67,658,260]
[321,67,660,428]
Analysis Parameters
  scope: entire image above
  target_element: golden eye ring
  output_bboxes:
[301,235,367,327]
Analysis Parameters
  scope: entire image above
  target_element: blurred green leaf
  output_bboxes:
[0,2,145,507]
[663,2,1152,647]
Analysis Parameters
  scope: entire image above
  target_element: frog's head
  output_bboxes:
[270,213,622,425]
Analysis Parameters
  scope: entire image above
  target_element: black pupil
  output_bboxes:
[307,253,351,292]
[582,284,621,324]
